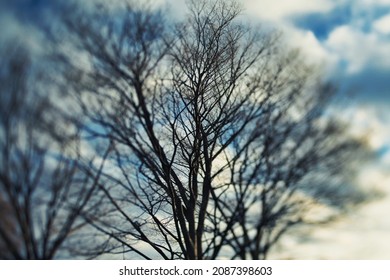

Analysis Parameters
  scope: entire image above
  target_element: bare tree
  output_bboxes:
[163,0,368,260]
[0,43,107,259]
[57,0,368,259]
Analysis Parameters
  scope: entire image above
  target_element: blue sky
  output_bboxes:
[3,0,389,107]
[240,0,390,160]
[242,0,390,99]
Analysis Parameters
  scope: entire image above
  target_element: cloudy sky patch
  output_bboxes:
[241,0,390,259]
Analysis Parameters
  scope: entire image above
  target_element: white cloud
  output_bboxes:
[270,163,390,259]
[282,26,338,72]
[325,25,390,73]
[0,12,44,55]
[271,194,390,259]
[340,105,390,151]
[242,0,334,21]
[239,0,390,77]
[381,148,390,165]
[357,166,390,191]
[373,13,390,34]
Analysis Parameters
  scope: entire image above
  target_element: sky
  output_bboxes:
[160,0,390,171]
[239,0,390,259]
[243,0,390,102]
[231,0,390,181]
[1,0,390,259]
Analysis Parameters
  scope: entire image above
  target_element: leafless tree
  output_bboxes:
[58,0,368,259]
[0,43,108,259]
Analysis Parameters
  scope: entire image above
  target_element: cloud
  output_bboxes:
[325,25,390,74]
[271,186,390,259]
[242,0,390,88]
[242,0,334,21]
[340,105,390,150]
[293,30,332,64]
[277,25,338,73]
[244,0,390,75]
[381,147,390,166]
[373,13,390,33]
[0,11,45,57]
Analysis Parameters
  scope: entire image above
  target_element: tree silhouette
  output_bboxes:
[0,43,108,259]
[46,0,369,259]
